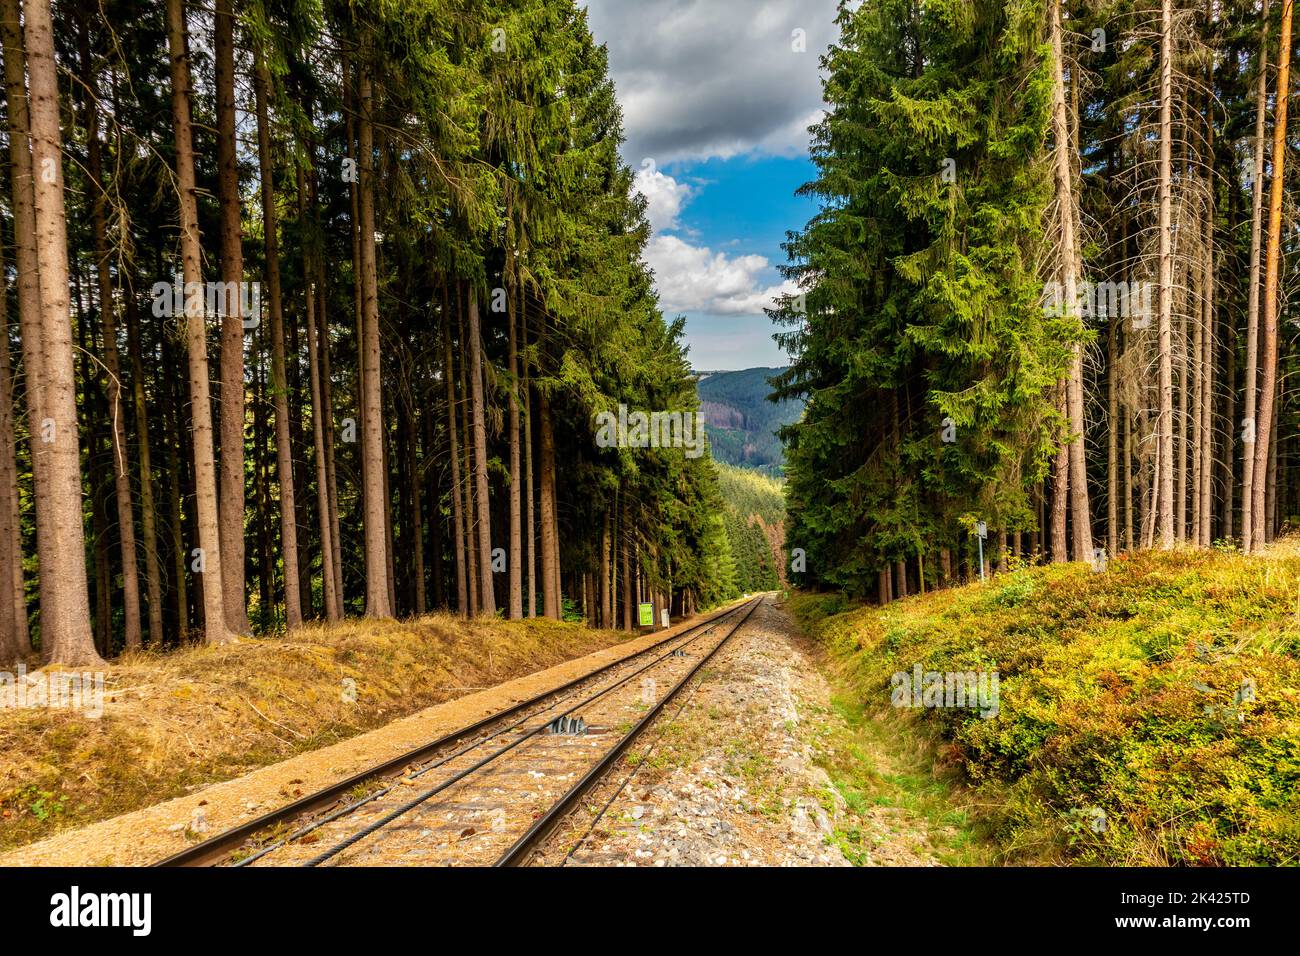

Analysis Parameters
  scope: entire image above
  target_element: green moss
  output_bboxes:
[793,545,1300,866]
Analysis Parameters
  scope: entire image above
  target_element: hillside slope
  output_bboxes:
[792,544,1300,865]
[697,367,802,475]
[716,462,786,593]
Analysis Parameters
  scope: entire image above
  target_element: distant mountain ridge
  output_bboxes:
[695,367,803,475]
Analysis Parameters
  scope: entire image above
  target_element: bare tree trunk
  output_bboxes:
[458,292,478,617]
[1242,0,1270,549]
[506,269,522,619]
[298,169,339,622]
[1222,306,1236,541]
[252,52,301,629]
[1051,382,1069,561]
[78,16,142,651]
[166,0,233,645]
[1050,0,1093,561]
[383,425,397,612]
[0,237,27,659]
[1123,408,1134,550]
[620,497,633,630]
[1157,0,1176,548]
[126,302,164,643]
[212,0,249,635]
[1107,302,1119,556]
[1267,384,1280,538]
[25,0,100,663]
[1,0,54,654]
[252,342,272,627]
[1251,0,1293,551]
[319,294,344,611]
[523,292,535,617]
[356,56,391,616]
[601,511,611,628]
[1177,294,1188,541]
[442,294,468,617]
[539,390,560,619]
[1198,191,1215,547]
[468,291,495,616]
[1190,233,1203,542]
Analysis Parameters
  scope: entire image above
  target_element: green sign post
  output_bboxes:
[637,602,653,627]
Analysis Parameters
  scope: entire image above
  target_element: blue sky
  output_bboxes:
[582,0,840,370]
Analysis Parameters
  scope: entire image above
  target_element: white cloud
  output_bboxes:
[642,234,796,316]
[633,165,693,232]
[583,0,838,164]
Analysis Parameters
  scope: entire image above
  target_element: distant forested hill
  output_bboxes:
[696,367,803,475]
[716,462,786,594]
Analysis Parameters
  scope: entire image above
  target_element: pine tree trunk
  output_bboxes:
[1157,0,1177,548]
[443,294,469,617]
[356,56,391,616]
[252,52,302,628]
[300,169,339,622]
[1177,296,1188,541]
[166,0,232,645]
[601,511,611,628]
[467,292,495,616]
[0,236,27,660]
[1123,407,1134,550]
[458,292,479,617]
[1107,294,1119,556]
[213,0,249,634]
[163,332,187,639]
[79,17,142,651]
[539,389,560,619]
[1,0,55,655]
[308,150,343,612]
[1251,0,1292,551]
[252,342,271,628]
[522,293,535,617]
[126,302,164,644]
[506,269,523,620]
[1051,381,1069,561]
[1222,305,1236,541]
[1242,0,1269,549]
[1198,195,1215,547]
[383,425,397,613]
[620,497,633,630]
[27,0,100,663]
[1050,0,1093,561]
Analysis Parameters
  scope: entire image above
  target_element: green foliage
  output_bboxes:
[715,462,785,594]
[696,367,803,475]
[772,0,1081,595]
[793,545,1300,865]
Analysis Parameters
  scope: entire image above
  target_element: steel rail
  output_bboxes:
[154,599,752,867]
[494,594,764,867]
[297,598,760,867]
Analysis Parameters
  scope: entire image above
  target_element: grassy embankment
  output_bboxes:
[0,614,636,852]
[793,543,1300,865]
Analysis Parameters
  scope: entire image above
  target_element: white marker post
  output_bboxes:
[976,521,987,582]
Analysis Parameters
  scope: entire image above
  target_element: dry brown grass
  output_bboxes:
[0,613,635,852]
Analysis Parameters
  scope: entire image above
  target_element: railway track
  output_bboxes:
[157,595,763,867]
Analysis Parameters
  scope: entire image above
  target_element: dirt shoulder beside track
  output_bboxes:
[0,605,744,866]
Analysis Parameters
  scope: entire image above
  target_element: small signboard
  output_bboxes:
[637,602,653,627]
[976,521,987,539]
[660,608,670,629]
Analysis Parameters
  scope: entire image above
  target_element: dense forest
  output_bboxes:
[715,461,785,593]
[775,0,1298,599]
[696,366,803,475]
[0,0,747,668]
